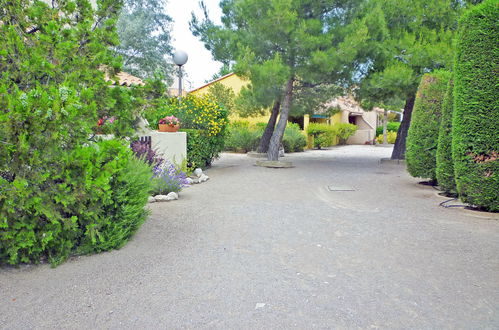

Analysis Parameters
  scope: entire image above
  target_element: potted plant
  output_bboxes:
[158,115,180,132]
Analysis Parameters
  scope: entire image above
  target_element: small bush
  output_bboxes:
[224,124,261,153]
[333,123,358,145]
[152,161,189,195]
[307,123,336,149]
[283,123,307,152]
[452,0,498,211]
[436,80,456,195]
[376,122,401,136]
[406,70,451,181]
[376,131,397,144]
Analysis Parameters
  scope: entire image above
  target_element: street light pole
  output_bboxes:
[173,50,188,100]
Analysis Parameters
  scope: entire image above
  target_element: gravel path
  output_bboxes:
[1,145,498,329]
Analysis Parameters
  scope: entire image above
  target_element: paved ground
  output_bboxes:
[1,145,498,329]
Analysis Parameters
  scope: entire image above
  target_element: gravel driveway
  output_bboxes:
[1,145,498,329]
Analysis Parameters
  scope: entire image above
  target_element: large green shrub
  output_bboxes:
[0,1,154,265]
[436,79,456,195]
[0,139,152,265]
[452,0,498,211]
[307,123,336,149]
[406,70,451,180]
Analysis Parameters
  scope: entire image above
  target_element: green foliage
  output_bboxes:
[224,122,261,153]
[307,123,336,149]
[182,129,226,168]
[205,83,236,115]
[376,122,401,136]
[452,0,498,211]
[0,140,152,265]
[116,0,174,81]
[376,131,397,144]
[224,121,306,153]
[0,0,153,266]
[191,0,364,159]
[282,123,307,153]
[333,123,358,145]
[406,70,451,180]
[436,80,456,195]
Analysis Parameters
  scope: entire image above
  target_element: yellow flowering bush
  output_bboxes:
[144,94,229,168]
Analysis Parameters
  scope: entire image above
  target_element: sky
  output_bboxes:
[168,0,223,91]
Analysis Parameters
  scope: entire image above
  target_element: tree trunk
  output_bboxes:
[391,95,415,160]
[257,100,281,153]
[268,78,294,161]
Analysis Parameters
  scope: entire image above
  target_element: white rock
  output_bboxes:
[148,196,156,203]
[186,177,194,185]
[194,168,203,177]
[199,174,210,182]
[165,192,178,200]
[154,195,169,202]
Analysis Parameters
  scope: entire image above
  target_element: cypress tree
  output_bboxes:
[453,0,499,211]
[406,70,451,181]
[436,79,457,195]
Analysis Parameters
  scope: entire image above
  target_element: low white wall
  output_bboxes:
[347,129,374,145]
[149,131,187,165]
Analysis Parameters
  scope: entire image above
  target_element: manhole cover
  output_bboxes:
[327,186,356,191]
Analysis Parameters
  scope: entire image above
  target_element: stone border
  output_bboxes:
[380,158,405,165]
[255,160,293,168]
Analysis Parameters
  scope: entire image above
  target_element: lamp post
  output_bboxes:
[173,50,188,100]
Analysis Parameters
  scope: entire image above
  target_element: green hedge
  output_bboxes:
[436,79,456,195]
[452,0,498,211]
[406,70,451,180]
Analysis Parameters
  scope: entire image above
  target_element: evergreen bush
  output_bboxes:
[452,0,498,211]
[406,70,451,180]
[436,80,456,195]
[0,1,154,265]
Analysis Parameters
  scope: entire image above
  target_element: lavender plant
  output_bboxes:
[152,161,189,195]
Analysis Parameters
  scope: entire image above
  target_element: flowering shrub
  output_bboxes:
[144,94,229,168]
[152,162,189,195]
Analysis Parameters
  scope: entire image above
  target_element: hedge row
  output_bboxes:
[435,80,456,195]
[452,0,498,211]
[406,70,451,181]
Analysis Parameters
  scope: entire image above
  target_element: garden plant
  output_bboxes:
[452,0,498,211]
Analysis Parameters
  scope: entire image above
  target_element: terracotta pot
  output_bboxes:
[158,124,180,132]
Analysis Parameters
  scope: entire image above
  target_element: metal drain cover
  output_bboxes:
[327,186,356,191]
